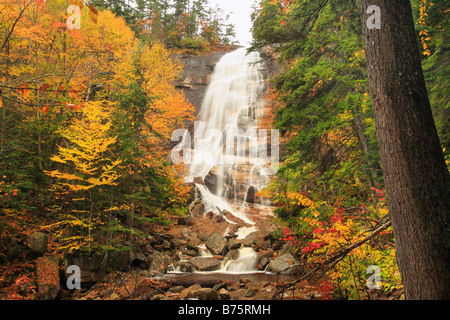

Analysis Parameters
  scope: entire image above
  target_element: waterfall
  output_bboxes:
[187,48,272,207]
[172,48,274,275]
[223,247,259,272]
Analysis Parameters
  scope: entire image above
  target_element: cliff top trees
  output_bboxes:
[91,0,237,49]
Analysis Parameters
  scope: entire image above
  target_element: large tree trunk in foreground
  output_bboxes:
[359,0,450,299]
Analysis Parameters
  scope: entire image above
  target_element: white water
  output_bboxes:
[223,247,259,272]
[180,48,273,274]
[187,48,271,206]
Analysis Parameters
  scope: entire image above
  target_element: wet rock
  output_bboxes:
[268,253,302,275]
[175,261,197,272]
[168,286,185,293]
[193,177,204,185]
[227,239,242,250]
[189,257,222,271]
[244,288,256,298]
[213,283,227,291]
[206,232,227,255]
[204,167,219,194]
[174,51,228,114]
[255,251,273,270]
[224,249,240,261]
[180,247,198,257]
[246,186,256,203]
[196,288,219,300]
[219,288,231,300]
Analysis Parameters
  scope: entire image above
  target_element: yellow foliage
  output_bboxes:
[47,100,121,192]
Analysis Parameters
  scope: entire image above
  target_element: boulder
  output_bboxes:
[180,247,198,257]
[64,254,107,285]
[246,186,256,203]
[244,288,256,298]
[206,232,227,255]
[242,231,271,250]
[149,252,173,275]
[181,283,202,299]
[268,253,303,275]
[107,248,136,272]
[190,202,205,216]
[219,288,231,300]
[180,284,219,300]
[189,257,221,271]
[255,251,273,270]
[168,286,185,293]
[193,176,204,185]
[175,261,197,272]
[224,249,240,261]
[178,215,195,226]
[27,232,48,255]
[204,167,219,194]
[36,257,60,300]
[4,237,19,261]
[196,288,219,300]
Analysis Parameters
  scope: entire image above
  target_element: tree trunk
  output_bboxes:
[358,0,450,299]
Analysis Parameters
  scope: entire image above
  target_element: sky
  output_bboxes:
[209,0,257,47]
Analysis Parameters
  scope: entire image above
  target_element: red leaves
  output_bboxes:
[35,0,45,9]
[280,227,302,246]
[302,242,325,254]
[318,281,334,300]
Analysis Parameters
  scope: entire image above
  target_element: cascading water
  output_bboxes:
[175,48,276,274]
[187,48,273,219]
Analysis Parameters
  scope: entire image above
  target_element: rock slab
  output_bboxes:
[36,256,60,300]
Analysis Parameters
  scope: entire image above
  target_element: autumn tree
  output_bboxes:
[1,1,194,255]
[111,41,194,227]
[46,100,121,253]
[359,0,450,299]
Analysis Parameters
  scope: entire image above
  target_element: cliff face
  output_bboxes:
[259,44,283,93]
[174,45,282,117]
[174,51,229,115]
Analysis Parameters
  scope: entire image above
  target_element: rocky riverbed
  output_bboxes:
[62,197,323,301]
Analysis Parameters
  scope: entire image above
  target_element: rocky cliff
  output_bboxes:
[174,51,230,115]
[174,45,282,118]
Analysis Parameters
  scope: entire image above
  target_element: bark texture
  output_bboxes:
[359,0,450,299]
